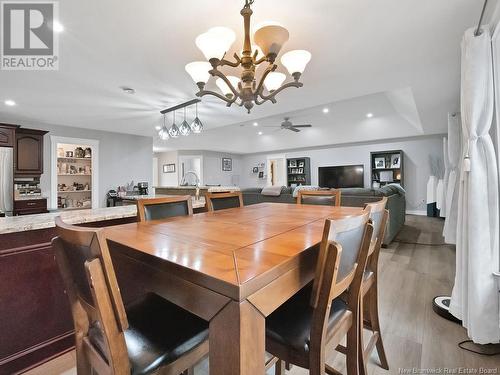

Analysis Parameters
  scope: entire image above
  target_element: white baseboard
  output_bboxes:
[406,210,427,216]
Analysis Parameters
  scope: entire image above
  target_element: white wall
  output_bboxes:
[240,135,444,214]
[28,123,153,208]
[155,151,179,186]
[155,150,242,187]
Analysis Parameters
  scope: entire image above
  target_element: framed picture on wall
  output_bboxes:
[374,157,385,169]
[252,167,259,173]
[391,154,400,168]
[222,157,232,171]
[163,164,175,173]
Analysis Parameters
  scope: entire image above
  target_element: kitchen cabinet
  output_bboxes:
[13,198,48,215]
[14,128,48,176]
[0,123,18,147]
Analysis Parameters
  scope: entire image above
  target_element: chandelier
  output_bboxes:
[185,0,311,113]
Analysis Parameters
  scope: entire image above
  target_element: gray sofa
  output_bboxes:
[241,185,405,245]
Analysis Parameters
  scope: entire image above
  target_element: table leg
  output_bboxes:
[209,300,265,375]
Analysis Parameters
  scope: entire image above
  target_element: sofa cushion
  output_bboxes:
[241,187,263,194]
[292,185,319,198]
[261,186,284,196]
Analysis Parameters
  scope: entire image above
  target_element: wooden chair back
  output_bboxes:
[137,195,193,222]
[308,212,373,357]
[297,189,341,206]
[52,216,130,374]
[363,196,389,270]
[206,191,243,212]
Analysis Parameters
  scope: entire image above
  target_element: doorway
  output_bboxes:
[266,154,287,186]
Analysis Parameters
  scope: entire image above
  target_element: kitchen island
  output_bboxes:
[0,196,205,374]
[154,185,240,197]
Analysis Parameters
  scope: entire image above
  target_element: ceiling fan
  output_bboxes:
[265,117,312,132]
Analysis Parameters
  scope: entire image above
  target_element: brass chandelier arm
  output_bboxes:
[218,53,241,68]
[209,68,241,99]
[253,63,277,96]
[258,81,304,103]
[196,89,238,107]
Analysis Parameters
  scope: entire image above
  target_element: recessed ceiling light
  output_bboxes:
[258,131,263,135]
[4,100,16,106]
[366,113,373,118]
[155,126,161,131]
[53,21,64,33]
[120,87,136,94]
[322,108,329,113]
[253,122,259,127]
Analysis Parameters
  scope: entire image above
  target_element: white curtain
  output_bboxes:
[0,148,13,213]
[449,28,500,344]
[441,137,449,217]
[443,113,462,243]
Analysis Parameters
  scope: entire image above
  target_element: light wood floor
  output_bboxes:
[23,215,500,375]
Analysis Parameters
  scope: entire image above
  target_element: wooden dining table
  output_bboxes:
[104,202,364,375]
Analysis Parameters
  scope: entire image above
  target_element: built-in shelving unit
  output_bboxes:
[57,143,93,210]
[286,157,311,187]
[370,150,404,188]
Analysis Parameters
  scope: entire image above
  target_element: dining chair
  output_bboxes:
[265,211,373,375]
[137,195,193,222]
[297,189,342,206]
[358,197,389,375]
[205,191,243,212]
[53,217,208,375]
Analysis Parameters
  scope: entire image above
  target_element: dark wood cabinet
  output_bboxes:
[14,128,48,176]
[13,198,48,215]
[0,124,19,147]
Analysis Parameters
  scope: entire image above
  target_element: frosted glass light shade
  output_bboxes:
[264,72,286,91]
[169,123,180,138]
[216,76,240,97]
[254,25,289,57]
[185,61,211,84]
[158,126,169,140]
[191,117,203,133]
[281,50,311,75]
[196,27,236,60]
[179,120,191,136]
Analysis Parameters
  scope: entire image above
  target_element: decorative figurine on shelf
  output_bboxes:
[84,147,92,158]
[74,147,85,158]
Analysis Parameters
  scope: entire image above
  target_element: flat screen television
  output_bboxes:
[318,165,364,188]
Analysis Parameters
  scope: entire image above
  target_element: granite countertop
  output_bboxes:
[122,194,206,208]
[155,186,240,192]
[0,196,206,234]
[14,196,47,201]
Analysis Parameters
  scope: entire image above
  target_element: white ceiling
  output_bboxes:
[0,0,484,154]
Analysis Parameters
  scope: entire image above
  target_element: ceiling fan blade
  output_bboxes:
[288,127,301,132]
[263,125,281,128]
[291,124,312,128]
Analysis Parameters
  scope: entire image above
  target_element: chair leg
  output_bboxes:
[358,293,369,375]
[368,281,389,370]
[275,360,285,375]
[346,316,359,375]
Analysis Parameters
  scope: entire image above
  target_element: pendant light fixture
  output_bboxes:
[158,114,169,140]
[169,110,180,138]
[190,102,203,133]
[179,107,192,136]
[157,99,203,141]
[185,0,311,113]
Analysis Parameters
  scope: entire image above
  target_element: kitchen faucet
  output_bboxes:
[180,171,200,186]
